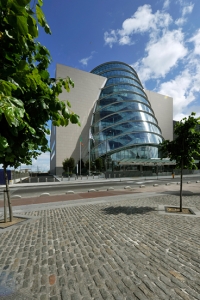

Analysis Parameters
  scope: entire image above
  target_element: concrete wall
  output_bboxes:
[51,64,106,175]
[145,90,173,141]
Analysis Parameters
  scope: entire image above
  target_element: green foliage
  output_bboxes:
[160,113,200,169]
[85,160,89,170]
[95,158,103,171]
[62,157,75,173]
[0,0,80,169]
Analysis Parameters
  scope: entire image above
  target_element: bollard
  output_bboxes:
[61,176,63,181]
[68,176,70,181]
[38,178,39,183]
[46,178,47,182]
[87,175,88,179]
[29,177,31,183]
[93,175,94,179]
[81,176,82,180]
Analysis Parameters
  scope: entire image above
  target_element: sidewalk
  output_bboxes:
[2,173,200,189]
[0,182,200,299]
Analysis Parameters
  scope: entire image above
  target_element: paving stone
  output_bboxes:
[1,193,200,299]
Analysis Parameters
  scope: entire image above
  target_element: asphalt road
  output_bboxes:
[1,174,200,199]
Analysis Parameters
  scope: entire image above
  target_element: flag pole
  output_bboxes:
[89,138,90,176]
[80,137,81,176]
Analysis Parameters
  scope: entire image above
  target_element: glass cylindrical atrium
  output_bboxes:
[90,61,163,161]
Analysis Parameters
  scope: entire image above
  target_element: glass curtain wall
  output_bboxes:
[90,61,163,162]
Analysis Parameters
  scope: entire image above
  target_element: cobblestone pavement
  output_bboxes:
[0,193,200,299]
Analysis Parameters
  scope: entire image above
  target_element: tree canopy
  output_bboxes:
[0,0,80,222]
[0,0,80,170]
[62,157,75,173]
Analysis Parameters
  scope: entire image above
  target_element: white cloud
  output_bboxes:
[163,0,170,9]
[175,17,186,26]
[182,3,194,16]
[119,35,133,45]
[104,30,117,48]
[79,56,92,66]
[157,59,200,120]
[158,70,192,118]
[133,30,187,81]
[103,2,200,119]
[104,5,172,47]
[189,29,200,55]
[79,51,96,66]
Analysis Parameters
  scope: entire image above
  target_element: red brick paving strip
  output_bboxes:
[0,190,138,207]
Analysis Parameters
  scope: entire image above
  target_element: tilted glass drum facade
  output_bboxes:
[90,61,163,161]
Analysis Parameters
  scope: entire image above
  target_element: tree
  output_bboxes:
[160,113,200,212]
[62,158,75,174]
[95,158,103,171]
[0,0,80,222]
[77,159,84,175]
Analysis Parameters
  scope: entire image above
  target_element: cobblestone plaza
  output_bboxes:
[0,185,200,299]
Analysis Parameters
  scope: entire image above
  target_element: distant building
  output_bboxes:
[50,61,173,175]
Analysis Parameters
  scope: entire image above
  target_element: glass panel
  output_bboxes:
[96,92,150,108]
[91,62,137,75]
[99,70,139,81]
[96,101,154,115]
[100,84,146,98]
[92,133,162,157]
[105,77,141,88]
[93,111,158,128]
[93,122,162,142]
[111,146,159,160]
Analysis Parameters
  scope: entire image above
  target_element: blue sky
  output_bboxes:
[23,0,200,171]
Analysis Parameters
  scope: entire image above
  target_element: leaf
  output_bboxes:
[16,15,28,35]
[38,0,43,6]
[64,80,70,92]
[18,60,28,70]
[40,70,49,80]
[27,16,38,38]
[70,114,79,124]
[16,0,30,6]
[67,101,71,108]
[44,23,51,34]
[9,97,24,108]
[36,4,45,27]
[0,136,8,151]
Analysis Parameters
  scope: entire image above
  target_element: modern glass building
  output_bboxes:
[50,62,173,175]
[90,61,163,164]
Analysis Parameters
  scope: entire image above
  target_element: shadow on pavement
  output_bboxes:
[160,190,200,196]
[101,206,156,215]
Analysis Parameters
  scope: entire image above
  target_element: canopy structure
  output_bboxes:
[118,158,176,166]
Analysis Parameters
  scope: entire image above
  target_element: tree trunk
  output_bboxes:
[180,160,183,212]
[3,165,13,222]
[4,190,7,223]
